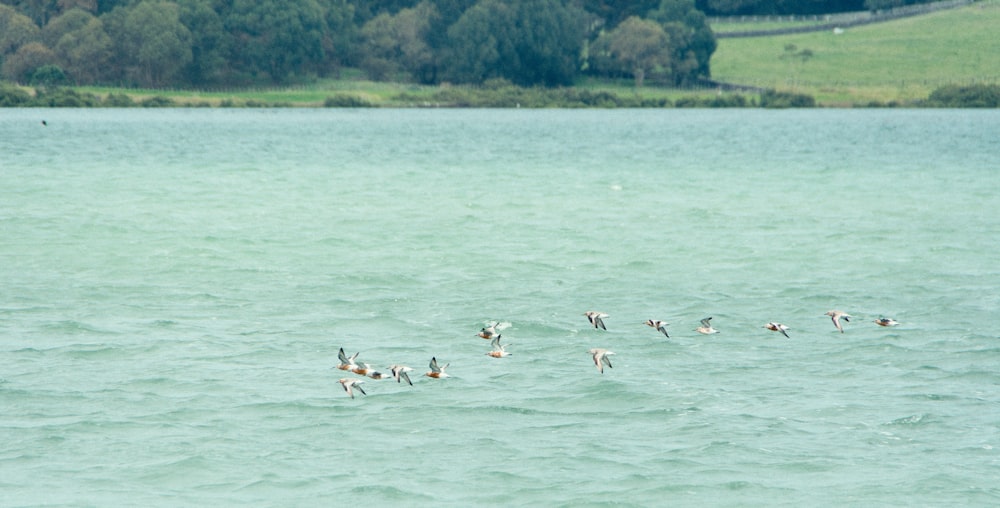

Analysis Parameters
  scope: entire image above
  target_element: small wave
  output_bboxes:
[906,393,959,402]
[42,320,114,335]
[884,413,934,426]
[11,347,45,354]
[474,404,545,416]
[58,343,127,359]
[349,484,432,502]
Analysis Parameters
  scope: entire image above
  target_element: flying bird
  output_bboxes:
[389,365,414,385]
[485,335,512,358]
[825,310,852,333]
[695,317,719,334]
[425,357,450,378]
[874,317,900,327]
[584,311,608,330]
[763,322,790,338]
[644,319,670,337]
[589,348,615,373]
[338,378,366,399]
[337,348,359,371]
[477,322,500,340]
[350,363,373,376]
[362,364,391,380]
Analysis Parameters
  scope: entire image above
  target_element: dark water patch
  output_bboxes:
[40,320,118,336]
[54,343,132,360]
[472,404,547,416]
[904,393,961,402]
[941,369,1000,384]
[9,347,48,355]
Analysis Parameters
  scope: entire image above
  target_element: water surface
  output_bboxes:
[2,108,999,506]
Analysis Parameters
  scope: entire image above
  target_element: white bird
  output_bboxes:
[350,362,373,376]
[763,322,790,338]
[425,357,450,378]
[825,310,851,333]
[589,348,615,374]
[584,311,609,330]
[389,364,414,385]
[644,319,670,337]
[695,317,719,334]
[362,364,391,380]
[337,348,359,371]
[338,378,366,399]
[875,317,900,327]
[486,335,512,358]
[477,322,500,340]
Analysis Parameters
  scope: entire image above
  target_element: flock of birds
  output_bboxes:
[336,310,900,399]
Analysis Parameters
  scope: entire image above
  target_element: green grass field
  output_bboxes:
[710,0,1000,104]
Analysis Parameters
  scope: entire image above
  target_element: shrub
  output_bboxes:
[31,87,99,107]
[103,93,136,107]
[926,84,1000,108]
[324,94,374,107]
[140,96,176,107]
[0,83,32,106]
[30,65,68,87]
[760,89,816,108]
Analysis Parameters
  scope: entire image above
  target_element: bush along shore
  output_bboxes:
[2,82,999,109]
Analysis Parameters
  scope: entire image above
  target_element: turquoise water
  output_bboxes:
[2,108,999,506]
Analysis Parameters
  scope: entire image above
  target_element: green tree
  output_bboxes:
[649,0,716,84]
[224,0,327,83]
[57,0,99,14]
[41,8,94,47]
[15,0,56,26]
[318,0,356,73]
[359,1,438,82]
[578,0,660,28]
[863,0,903,11]
[590,16,671,87]
[30,63,68,85]
[1,42,57,82]
[104,1,193,86]
[444,0,586,87]
[1,5,41,57]
[177,0,229,84]
[702,0,761,15]
[52,13,113,83]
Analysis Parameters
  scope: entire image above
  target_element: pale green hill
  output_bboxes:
[710,0,1000,105]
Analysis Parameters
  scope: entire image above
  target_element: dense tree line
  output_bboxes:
[0,0,959,89]
[0,0,717,88]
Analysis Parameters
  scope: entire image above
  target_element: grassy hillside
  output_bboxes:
[710,0,1000,105]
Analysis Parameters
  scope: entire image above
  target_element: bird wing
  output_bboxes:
[602,354,614,369]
